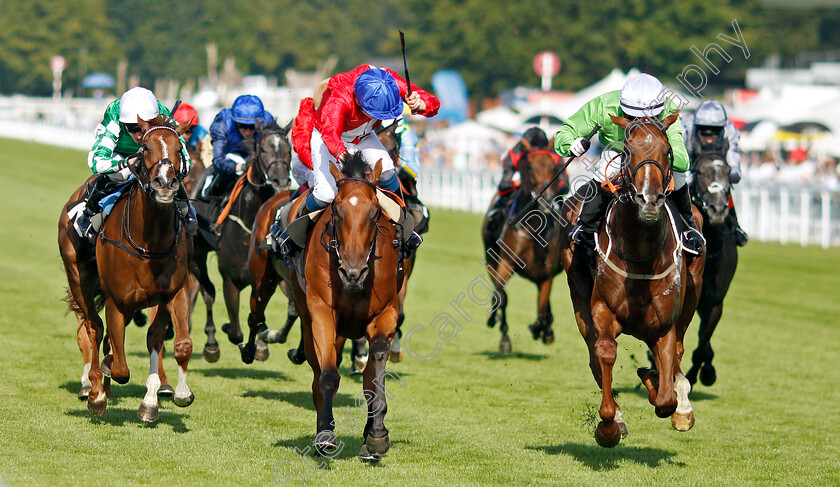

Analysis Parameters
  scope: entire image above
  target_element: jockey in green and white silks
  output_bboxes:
[73,87,196,241]
[554,73,705,256]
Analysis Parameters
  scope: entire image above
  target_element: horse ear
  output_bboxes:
[521,138,533,152]
[661,111,680,131]
[283,118,294,133]
[609,113,630,130]
[369,159,382,185]
[330,161,343,182]
[137,117,151,132]
[174,121,191,136]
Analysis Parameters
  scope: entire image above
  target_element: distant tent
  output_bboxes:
[82,72,116,89]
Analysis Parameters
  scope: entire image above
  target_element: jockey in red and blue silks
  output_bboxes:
[172,103,208,153]
[274,65,439,258]
[201,94,275,198]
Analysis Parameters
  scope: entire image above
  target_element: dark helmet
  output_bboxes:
[522,127,549,148]
[231,95,265,124]
[353,69,403,120]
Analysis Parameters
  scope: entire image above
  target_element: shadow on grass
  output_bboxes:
[474,350,549,361]
[242,390,355,410]
[193,367,290,381]
[526,442,684,470]
[272,433,407,466]
[65,406,190,433]
[615,385,718,402]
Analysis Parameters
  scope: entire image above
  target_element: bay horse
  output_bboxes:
[244,152,404,460]
[189,120,293,362]
[481,148,568,354]
[58,117,195,422]
[687,151,738,387]
[559,114,705,447]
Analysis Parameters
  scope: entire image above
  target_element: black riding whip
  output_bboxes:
[508,123,601,226]
[399,30,412,99]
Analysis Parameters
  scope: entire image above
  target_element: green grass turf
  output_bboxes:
[0,137,838,486]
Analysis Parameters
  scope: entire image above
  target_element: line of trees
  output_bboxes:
[1,0,838,100]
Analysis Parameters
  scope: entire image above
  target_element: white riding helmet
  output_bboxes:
[619,73,665,118]
[119,87,159,123]
[693,100,727,127]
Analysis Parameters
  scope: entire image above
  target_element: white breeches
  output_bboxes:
[310,128,395,204]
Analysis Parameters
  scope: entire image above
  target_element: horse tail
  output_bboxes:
[63,288,106,316]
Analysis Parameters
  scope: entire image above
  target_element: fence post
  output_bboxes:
[800,189,810,247]
[780,187,789,245]
[821,191,831,250]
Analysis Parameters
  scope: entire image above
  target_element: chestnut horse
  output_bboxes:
[189,120,293,362]
[687,151,738,387]
[481,149,568,354]
[58,117,195,422]
[244,152,403,460]
[559,114,705,447]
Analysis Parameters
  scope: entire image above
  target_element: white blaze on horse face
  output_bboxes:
[349,196,359,207]
[142,372,161,408]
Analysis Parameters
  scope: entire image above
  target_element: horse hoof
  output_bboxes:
[314,431,338,457]
[595,421,621,448]
[157,383,175,397]
[542,328,555,345]
[261,328,288,344]
[137,402,159,423]
[365,434,390,455]
[671,411,695,431]
[499,336,512,355]
[486,314,497,329]
[222,324,244,345]
[700,364,716,386]
[288,348,306,365]
[87,397,107,416]
[358,444,382,462]
[353,355,368,373]
[389,350,402,363]
[173,392,195,408]
[255,339,270,362]
[203,344,220,363]
[78,385,92,400]
[528,322,542,340]
[239,342,256,365]
[349,365,364,376]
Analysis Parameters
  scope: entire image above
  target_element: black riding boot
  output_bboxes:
[275,198,321,259]
[175,186,198,238]
[74,174,117,241]
[486,192,512,238]
[726,206,748,247]
[568,179,612,249]
[670,184,706,255]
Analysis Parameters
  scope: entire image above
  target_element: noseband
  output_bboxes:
[248,129,289,188]
[691,155,731,210]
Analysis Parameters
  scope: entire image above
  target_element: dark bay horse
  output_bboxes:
[559,114,705,447]
[58,117,195,422]
[687,151,738,387]
[189,120,293,362]
[482,149,568,354]
[244,153,404,460]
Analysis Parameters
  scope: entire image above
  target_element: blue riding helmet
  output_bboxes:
[231,95,265,124]
[354,69,403,120]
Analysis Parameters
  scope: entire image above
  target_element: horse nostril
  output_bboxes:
[634,194,645,205]
[655,193,666,204]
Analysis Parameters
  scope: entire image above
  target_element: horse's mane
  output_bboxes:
[341,151,367,180]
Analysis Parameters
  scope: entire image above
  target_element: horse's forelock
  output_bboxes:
[341,151,368,180]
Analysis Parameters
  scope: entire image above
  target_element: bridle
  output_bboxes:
[619,119,674,200]
[690,152,731,212]
[128,125,186,195]
[246,126,290,188]
[321,177,384,267]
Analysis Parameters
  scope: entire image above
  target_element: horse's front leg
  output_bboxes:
[688,300,723,387]
[591,302,622,448]
[138,311,169,422]
[104,301,130,385]
[168,285,195,408]
[241,253,279,364]
[306,307,340,455]
[85,309,108,415]
[145,306,174,397]
[221,278,245,346]
[360,308,399,460]
[643,327,679,419]
[191,245,219,362]
[263,280,298,344]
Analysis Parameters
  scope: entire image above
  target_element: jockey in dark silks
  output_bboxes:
[72,87,196,242]
[682,100,748,246]
[485,127,567,239]
[200,94,275,200]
